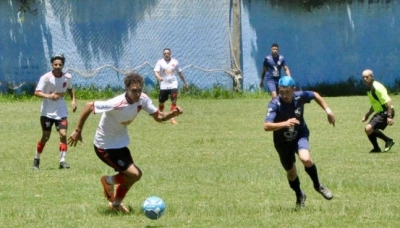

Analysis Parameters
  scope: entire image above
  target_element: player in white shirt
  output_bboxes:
[33,55,77,170]
[68,72,183,213]
[154,48,188,124]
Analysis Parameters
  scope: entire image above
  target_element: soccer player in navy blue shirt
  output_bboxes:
[259,43,291,98]
[263,76,335,208]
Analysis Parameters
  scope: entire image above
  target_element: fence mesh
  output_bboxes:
[1,0,237,92]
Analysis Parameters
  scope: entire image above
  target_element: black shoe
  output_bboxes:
[384,139,395,152]
[33,158,40,170]
[315,185,333,200]
[59,161,70,169]
[296,193,306,208]
[369,148,382,153]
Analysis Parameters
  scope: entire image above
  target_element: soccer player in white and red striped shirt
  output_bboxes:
[68,72,183,213]
[33,55,77,170]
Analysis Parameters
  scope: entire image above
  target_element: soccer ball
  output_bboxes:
[141,196,165,220]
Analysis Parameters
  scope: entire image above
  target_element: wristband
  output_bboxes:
[325,107,332,114]
[387,115,392,118]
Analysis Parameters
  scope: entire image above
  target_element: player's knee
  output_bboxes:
[365,125,374,135]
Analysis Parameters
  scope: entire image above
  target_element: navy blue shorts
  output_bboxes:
[274,136,310,171]
[263,78,279,93]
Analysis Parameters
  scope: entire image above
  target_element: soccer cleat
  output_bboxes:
[59,161,70,169]
[101,176,115,202]
[296,192,307,208]
[315,185,333,200]
[33,158,40,170]
[170,118,178,124]
[384,139,395,152]
[108,202,130,213]
[369,148,382,153]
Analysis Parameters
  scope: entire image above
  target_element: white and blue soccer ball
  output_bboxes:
[141,196,165,220]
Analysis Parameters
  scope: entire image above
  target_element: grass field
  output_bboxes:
[1,96,400,227]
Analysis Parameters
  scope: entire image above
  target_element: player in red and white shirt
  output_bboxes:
[68,72,183,213]
[33,55,77,170]
[154,48,188,124]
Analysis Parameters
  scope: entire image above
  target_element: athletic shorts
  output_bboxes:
[40,116,68,131]
[94,145,134,172]
[264,78,279,93]
[159,89,178,103]
[274,136,310,171]
[369,109,395,130]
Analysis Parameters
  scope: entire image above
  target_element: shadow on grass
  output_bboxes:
[97,204,136,216]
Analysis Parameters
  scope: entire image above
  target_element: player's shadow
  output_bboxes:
[97,205,135,215]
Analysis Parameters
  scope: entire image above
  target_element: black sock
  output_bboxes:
[305,164,320,189]
[288,176,302,198]
[368,133,380,149]
[373,130,390,142]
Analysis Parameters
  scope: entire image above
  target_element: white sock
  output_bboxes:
[35,152,41,159]
[106,176,117,185]
[60,151,66,162]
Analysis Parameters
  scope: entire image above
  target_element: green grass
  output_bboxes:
[1,95,400,227]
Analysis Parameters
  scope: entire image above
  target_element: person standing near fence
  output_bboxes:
[361,69,395,153]
[32,54,77,170]
[67,72,183,213]
[154,48,188,124]
[263,76,334,208]
[259,43,291,98]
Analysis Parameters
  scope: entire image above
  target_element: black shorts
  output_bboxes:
[159,89,178,103]
[94,145,134,172]
[274,135,310,171]
[369,109,395,130]
[40,116,68,131]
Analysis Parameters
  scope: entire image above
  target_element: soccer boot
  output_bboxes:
[384,139,395,152]
[33,158,40,170]
[296,192,307,208]
[59,161,70,169]
[315,185,333,200]
[108,202,129,213]
[170,118,178,124]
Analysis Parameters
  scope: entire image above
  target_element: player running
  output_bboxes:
[263,76,334,208]
[68,72,183,213]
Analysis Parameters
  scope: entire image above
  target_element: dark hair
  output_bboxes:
[163,48,171,53]
[50,54,66,64]
[124,72,144,87]
[271,43,279,48]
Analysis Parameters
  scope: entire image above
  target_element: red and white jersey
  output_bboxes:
[35,71,72,119]
[154,58,182,90]
[93,92,158,149]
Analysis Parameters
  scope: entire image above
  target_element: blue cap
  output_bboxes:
[278,76,295,87]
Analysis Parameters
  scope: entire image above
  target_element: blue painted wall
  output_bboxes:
[241,1,400,90]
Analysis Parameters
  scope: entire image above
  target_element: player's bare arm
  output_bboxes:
[264,118,300,132]
[179,72,189,89]
[34,90,61,100]
[385,100,394,125]
[152,106,183,123]
[67,88,77,112]
[68,101,94,146]
[313,92,335,126]
[260,66,267,87]
[153,71,163,82]
[284,65,291,76]
[362,107,374,122]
